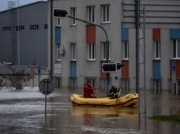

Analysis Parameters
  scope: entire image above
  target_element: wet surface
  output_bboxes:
[0,87,180,134]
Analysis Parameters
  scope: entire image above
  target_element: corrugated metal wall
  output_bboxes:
[122,0,180,28]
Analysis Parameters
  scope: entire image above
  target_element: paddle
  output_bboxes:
[114,87,122,109]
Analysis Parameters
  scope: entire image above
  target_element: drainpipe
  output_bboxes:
[135,0,140,93]
[135,0,140,129]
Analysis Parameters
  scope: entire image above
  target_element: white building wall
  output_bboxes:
[50,0,180,90]
[145,29,153,90]
[161,29,171,90]
[52,0,122,88]
[128,28,136,90]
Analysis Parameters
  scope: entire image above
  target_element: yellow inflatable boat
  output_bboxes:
[70,93,138,107]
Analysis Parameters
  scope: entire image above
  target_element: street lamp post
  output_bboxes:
[17,0,20,65]
[67,15,110,96]
[50,0,54,80]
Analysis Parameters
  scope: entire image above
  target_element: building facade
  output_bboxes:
[0,1,48,67]
[50,0,180,93]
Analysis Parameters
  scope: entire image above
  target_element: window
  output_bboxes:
[2,26,11,31]
[16,26,19,31]
[44,24,48,29]
[169,80,180,95]
[55,78,61,88]
[84,77,96,87]
[29,25,39,30]
[123,41,129,59]
[152,79,161,94]
[70,7,76,25]
[101,42,110,60]
[69,77,77,89]
[89,79,96,87]
[87,6,95,23]
[101,4,111,23]
[120,78,130,93]
[57,18,61,26]
[18,25,25,31]
[70,43,76,60]
[56,45,61,61]
[87,43,96,60]
[172,39,180,58]
[154,40,161,59]
[55,27,61,45]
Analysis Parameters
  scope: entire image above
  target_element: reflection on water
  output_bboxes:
[146,91,180,116]
[71,105,138,116]
[138,90,180,134]
[45,88,180,134]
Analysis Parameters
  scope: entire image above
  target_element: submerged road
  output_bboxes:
[0,87,180,134]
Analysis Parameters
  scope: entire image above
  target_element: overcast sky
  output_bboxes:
[0,0,47,12]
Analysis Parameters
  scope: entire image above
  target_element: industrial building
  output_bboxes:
[0,1,48,67]
[0,1,49,87]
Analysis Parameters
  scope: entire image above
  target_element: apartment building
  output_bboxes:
[50,0,180,93]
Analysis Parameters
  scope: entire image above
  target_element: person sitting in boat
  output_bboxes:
[83,81,96,98]
[109,84,120,99]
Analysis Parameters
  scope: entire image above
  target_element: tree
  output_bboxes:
[1,66,31,90]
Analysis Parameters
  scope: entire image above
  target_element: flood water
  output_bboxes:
[0,87,180,134]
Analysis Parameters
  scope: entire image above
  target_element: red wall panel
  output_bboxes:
[170,60,172,78]
[176,60,180,79]
[153,29,160,41]
[100,61,106,78]
[86,24,96,43]
[121,60,129,78]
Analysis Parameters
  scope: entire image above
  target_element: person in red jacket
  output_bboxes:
[83,81,96,98]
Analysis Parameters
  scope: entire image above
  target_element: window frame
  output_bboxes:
[87,6,95,23]
[56,18,61,26]
[56,44,61,61]
[154,40,161,59]
[101,41,110,60]
[101,4,111,23]
[70,42,77,61]
[123,41,129,59]
[70,7,76,25]
[84,77,97,87]
[87,43,96,61]
[172,39,180,59]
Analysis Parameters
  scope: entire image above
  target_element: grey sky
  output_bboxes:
[0,0,47,12]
